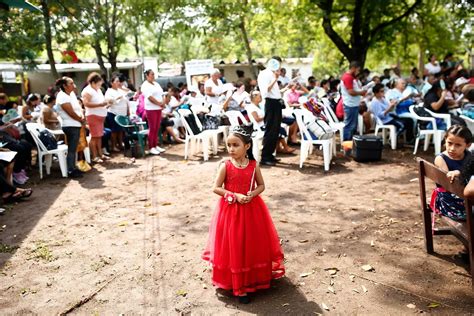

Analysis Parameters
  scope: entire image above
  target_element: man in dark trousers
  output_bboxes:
[257,56,283,166]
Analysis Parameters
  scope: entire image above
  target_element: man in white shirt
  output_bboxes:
[257,56,284,166]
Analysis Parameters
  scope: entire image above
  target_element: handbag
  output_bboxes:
[202,115,220,130]
[76,126,88,152]
[76,160,92,172]
[38,129,58,150]
[306,119,334,140]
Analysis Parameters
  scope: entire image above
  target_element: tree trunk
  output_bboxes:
[155,16,168,71]
[107,0,118,73]
[134,31,140,56]
[238,15,257,79]
[40,0,58,79]
[418,44,424,74]
[316,0,421,70]
[93,38,107,75]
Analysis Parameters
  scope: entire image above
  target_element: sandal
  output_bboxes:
[101,155,111,161]
[3,188,33,203]
[13,188,33,199]
[278,148,296,155]
[92,157,104,163]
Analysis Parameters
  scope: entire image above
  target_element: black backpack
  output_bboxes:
[38,129,58,150]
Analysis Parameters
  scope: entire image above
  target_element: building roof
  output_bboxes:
[215,57,313,65]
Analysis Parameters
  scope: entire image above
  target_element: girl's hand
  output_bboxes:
[246,191,254,202]
[447,170,461,183]
[235,193,250,204]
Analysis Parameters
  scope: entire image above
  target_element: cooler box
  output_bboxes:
[352,135,383,162]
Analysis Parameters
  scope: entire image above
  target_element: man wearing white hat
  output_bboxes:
[257,56,283,166]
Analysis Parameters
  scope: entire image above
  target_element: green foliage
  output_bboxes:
[1,0,472,78]
[0,8,44,69]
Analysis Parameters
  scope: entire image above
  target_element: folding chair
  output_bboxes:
[409,105,445,155]
[177,109,217,161]
[26,123,68,179]
[293,109,334,171]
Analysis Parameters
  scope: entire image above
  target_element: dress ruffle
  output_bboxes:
[203,194,285,296]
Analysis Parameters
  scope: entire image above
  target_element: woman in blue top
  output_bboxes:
[370,83,414,142]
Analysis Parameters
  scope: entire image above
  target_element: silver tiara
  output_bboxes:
[230,125,252,137]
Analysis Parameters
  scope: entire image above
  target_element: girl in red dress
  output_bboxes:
[202,124,285,304]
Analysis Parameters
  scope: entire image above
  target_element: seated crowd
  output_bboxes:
[0,52,473,210]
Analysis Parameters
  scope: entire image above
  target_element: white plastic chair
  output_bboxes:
[26,123,68,179]
[321,98,344,150]
[425,108,451,129]
[177,109,216,161]
[191,109,226,155]
[459,112,474,134]
[373,116,398,150]
[409,105,445,155]
[293,108,334,171]
[225,110,248,126]
[57,116,91,164]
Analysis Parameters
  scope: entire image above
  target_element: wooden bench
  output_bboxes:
[418,158,474,288]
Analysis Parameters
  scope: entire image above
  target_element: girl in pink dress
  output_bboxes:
[202,124,285,304]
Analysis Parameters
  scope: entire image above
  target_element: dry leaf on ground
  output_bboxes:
[361,264,375,272]
[427,302,440,308]
[176,289,187,297]
[300,272,313,278]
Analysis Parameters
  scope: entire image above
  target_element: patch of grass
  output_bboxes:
[0,242,18,253]
[29,241,55,262]
[90,256,110,272]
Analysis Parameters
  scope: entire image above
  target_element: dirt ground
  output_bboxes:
[1,142,474,315]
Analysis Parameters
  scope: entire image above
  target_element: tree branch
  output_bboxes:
[369,0,422,42]
[317,0,353,60]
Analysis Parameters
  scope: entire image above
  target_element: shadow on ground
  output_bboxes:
[215,277,322,315]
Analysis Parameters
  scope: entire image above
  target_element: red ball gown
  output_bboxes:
[202,160,285,296]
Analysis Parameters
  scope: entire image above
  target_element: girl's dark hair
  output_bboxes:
[466,89,474,102]
[26,93,39,104]
[144,69,154,77]
[230,124,255,161]
[43,94,55,104]
[110,74,120,84]
[445,124,472,144]
[373,83,384,94]
[5,101,16,110]
[461,154,474,184]
[55,76,71,92]
[87,72,102,84]
[428,80,442,94]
